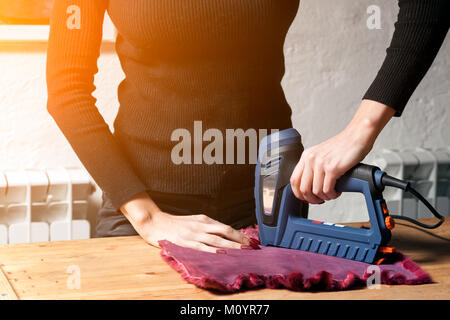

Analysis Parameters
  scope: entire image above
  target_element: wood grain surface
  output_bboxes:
[0,218,448,300]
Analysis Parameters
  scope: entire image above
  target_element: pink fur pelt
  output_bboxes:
[159,226,431,293]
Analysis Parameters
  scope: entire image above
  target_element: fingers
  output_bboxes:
[312,164,328,202]
[323,165,341,200]
[142,212,258,254]
[299,163,324,204]
[173,229,256,254]
[290,157,305,201]
[204,221,251,245]
[168,214,255,253]
[291,149,344,204]
[190,214,251,245]
[195,233,242,249]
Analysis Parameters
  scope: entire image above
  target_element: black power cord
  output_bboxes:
[381,174,445,229]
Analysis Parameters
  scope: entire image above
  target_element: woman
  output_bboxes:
[46,0,449,253]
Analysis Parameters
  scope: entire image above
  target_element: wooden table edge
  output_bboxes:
[0,264,18,300]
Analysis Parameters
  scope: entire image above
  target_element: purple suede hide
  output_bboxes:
[159,226,431,293]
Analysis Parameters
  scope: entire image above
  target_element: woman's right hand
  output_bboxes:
[119,192,257,253]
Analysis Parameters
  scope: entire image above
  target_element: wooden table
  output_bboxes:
[0,218,448,300]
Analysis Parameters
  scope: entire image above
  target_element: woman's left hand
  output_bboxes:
[290,99,396,204]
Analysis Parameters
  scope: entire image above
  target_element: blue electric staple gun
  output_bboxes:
[255,128,445,264]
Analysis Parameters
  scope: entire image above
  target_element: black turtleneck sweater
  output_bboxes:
[46,0,450,211]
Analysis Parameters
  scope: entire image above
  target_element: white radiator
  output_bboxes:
[0,168,94,244]
[371,147,450,219]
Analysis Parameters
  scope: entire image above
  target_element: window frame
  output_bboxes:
[0,13,116,42]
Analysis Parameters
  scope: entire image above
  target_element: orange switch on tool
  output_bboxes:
[385,216,395,230]
[379,246,396,253]
[381,201,389,215]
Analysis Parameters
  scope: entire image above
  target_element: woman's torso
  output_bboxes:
[106,0,300,196]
